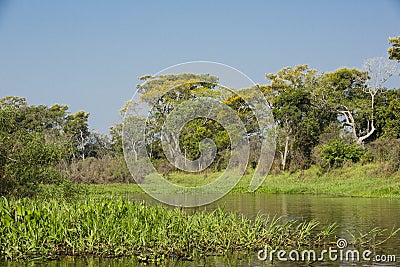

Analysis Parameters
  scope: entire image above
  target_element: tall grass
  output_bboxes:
[251,163,400,197]
[84,163,400,198]
[0,196,336,263]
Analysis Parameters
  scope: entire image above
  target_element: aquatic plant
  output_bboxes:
[0,196,336,263]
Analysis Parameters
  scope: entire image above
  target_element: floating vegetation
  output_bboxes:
[0,196,338,263]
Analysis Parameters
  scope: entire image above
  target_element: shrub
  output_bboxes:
[155,159,176,177]
[37,179,87,201]
[366,138,400,173]
[318,139,364,169]
[64,155,133,184]
[0,131,67,197]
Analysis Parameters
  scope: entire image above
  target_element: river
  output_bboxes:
[3,194,399,266]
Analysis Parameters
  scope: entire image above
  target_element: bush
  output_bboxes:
[0,97,93,198]
[37,180,87,201]
[318,139,364,170]
[63,155,133,184]
[366,138,400,173]
[153,159,176,177]
[0,131,67,197]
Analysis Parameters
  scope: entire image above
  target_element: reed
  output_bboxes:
[0,196,336,263]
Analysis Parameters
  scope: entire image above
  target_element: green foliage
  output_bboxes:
[137,73,219,104]
[374,88,400,139]
[388,36,400,62]
[319,139,364,169]
[222,93,259,135]
[0,123,66,196]
[318,68,366,107]
[317,61,396,145]
[179,118,229,161]
[37,179,88,201]
[109,123,123,153]
[0,131,67,197]
[263,65,335,170]
[128,73,261,173]
[64,155,132,184]
[317,68,370,135]
[0,96,90,197]
[0,197,336,261]
[366,138,400,173]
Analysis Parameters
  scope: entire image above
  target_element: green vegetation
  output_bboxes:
[1,36,399,197]
[252,164,400,197]
[119,38,400,178]
[0,96,130,197]
[83,163,400,198]
[0,196,336,262]
[0,96,81,197]
[0,36,399,263]
[318,139,365,169]
[388,36,400,62]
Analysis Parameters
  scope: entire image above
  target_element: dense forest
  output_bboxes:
[1,36,399,198]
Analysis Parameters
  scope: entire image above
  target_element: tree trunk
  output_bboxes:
[281,135,290,171]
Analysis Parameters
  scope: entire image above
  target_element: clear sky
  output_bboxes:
[1,0,399,133]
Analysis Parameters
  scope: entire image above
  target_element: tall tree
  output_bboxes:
[0,96,69,196]
[127,74,224,173]
[262,65,332,170]
[374,88,400,139]
[64,111,90,159]
[317,58,396,145]
[388,36,400,62]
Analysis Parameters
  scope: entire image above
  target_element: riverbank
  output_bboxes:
[238,163,400,198]
[86,163,400,198]
[2,163,399,262]
[0,197,335,262]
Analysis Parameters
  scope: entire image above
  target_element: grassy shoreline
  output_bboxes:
[2,163,399,262]
[86,163,400,198]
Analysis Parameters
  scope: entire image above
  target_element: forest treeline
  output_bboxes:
[1,36,399,197]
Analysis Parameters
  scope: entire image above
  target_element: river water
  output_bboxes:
[3,194,400,266]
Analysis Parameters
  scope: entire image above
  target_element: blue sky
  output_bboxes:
[1,0,399,133]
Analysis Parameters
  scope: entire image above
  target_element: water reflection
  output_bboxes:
[126,193,400,264]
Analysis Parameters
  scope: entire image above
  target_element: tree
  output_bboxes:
[133,73,222,168]
[122,72,265,177]
[317,58,396,145]
[83,131,112,158]
[318,68,367,143]
[0,97,68,196]
[388,36,400,62]
[0,96,92,196]
[262,65,333,170]
[360,58,396,142]
[374,88,400,139]
[64,111,90,159]
[110,123,123,154]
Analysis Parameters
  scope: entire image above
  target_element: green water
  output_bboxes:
[3,194,400,266]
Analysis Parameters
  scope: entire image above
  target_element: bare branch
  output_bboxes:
[363,57,397,96]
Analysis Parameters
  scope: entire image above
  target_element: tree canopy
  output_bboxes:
[2,36,400,196]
